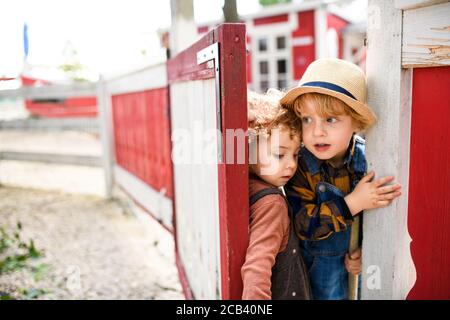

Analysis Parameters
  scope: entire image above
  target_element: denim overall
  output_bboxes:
[298,136,366,300]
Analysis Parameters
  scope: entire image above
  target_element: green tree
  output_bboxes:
[58,41,89,83]
[259,0,292,6]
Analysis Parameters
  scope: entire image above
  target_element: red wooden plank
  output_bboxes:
[111,88,173,199]
[326,14,348,59]
[167,29,216,83]
[254,14,288,26]
[214,23,249,300]
[24,101,97,118]
[198,26,209,34]
[246,35,252,84]
[163,89,175,199]
[291,11,315,80]
[407,66,450,300]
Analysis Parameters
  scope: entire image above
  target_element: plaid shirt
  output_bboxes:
[285,135,366,241]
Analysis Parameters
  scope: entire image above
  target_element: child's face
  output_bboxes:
[299,99,357,166]
[251,127,300,187]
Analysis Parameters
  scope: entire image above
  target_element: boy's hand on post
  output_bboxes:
[344,171,402,216]
[345,248,362,275]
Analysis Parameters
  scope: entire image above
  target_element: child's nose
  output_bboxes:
[313,121,326,136]
[286,157,296,169]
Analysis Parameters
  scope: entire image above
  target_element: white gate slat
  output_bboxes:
[114,164,173,230]
[170,79,221,299]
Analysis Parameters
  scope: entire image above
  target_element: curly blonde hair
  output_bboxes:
[248,89,301,143]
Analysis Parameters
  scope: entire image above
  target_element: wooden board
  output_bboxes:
[407,66,450,299]
[170,79,222,299]
[362,0,416,300]
[402,2,450,68]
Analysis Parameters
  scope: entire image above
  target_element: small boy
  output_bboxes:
[280,58,402,300]
[241,90,311,300]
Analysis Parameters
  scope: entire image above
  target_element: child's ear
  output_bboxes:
[352,121,362,133]
[355,125,363,134]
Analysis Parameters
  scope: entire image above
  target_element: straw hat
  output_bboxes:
[280,58,377,127]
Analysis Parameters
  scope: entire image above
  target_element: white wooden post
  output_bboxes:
[97,77,115,199]
[314,4,327,60]
[361,0,416,299]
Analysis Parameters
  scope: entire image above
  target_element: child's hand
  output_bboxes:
[345,248,362,275]
[345,171,402,215]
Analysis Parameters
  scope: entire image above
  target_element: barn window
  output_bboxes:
[277,80,287,89]
[259,61,269,75]
[277,59,287,74]
[253,34,291,92]
[277,59,288,89]
[260,80,269,93]
[276,36,286,50]
[258,38,268,52]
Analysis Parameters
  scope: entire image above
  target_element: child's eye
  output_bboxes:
[327,117,338,123]
[301,117,312,124]
[273,153,284,159]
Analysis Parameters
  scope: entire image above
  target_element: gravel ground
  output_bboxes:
[0,125,184,300]
[0,186,184,300]
[0,160,106,196]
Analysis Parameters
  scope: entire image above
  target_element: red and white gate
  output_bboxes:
[99,24,249,300]
[167,24,248,299]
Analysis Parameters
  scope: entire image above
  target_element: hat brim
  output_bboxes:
[280,86,377,128]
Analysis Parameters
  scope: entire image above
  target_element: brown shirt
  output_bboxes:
[241,175,290,300]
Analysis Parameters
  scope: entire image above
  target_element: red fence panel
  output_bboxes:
[107,63,174,230]
[112,88,173,199]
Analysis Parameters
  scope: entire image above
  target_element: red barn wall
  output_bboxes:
[407,66,450,299]
[326,14,348,59]
[291,10,315,81]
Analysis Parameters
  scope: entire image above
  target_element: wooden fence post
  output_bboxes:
[361,0,416,299]
[97,77,115,199]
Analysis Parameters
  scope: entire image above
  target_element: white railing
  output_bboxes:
[0,83,103,180]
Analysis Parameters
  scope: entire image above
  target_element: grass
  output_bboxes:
[0,222,52,299]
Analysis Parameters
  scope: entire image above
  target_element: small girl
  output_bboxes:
[241,90,311,300]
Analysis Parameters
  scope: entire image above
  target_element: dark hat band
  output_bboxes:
[301,81,356,100]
